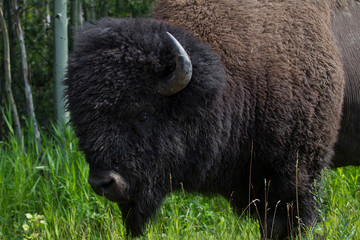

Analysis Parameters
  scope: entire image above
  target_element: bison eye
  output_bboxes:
[138,113,149,123]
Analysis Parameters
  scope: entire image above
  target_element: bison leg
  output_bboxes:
[249,167,319,239]
[260,190,318,239]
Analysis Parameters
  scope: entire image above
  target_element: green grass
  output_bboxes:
[0,110,359,239]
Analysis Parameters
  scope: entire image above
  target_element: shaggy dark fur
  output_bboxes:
[65,0,357,238]
[331,2,360,167]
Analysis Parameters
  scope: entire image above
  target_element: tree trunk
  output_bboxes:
[11,0,42,151]
[89,0,95,22]
[71,0,83,50]
[54,0,68,125]
[0,5,22,139]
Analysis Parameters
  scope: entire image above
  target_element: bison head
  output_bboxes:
[65,18,229,236]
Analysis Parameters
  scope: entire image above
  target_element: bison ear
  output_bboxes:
[157,32,193,96]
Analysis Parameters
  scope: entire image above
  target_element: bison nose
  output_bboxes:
[88,168,128,202]
[88,175,113,193]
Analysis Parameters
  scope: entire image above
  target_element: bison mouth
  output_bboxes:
[88,167,166,236]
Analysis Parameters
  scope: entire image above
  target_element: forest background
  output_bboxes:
[0,0,153,139]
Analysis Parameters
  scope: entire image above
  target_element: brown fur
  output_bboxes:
[154,0,345,162]
[154,0,360,169]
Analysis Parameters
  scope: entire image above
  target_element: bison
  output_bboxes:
[65,0,360,239]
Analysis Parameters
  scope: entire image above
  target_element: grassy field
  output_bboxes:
[0,112,359,239]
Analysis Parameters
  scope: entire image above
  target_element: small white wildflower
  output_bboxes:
[22,223,30,232]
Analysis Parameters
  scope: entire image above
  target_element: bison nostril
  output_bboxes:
[100,179,115,192]
[88,176,115,195]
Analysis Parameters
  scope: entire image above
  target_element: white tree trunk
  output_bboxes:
[54,0,68,124]
[71,0,83,49]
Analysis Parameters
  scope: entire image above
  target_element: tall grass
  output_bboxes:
[0,108,359,239]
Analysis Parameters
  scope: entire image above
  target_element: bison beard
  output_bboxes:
[64,0,358,239]
[118,202,145,237]
[118,197,161,237]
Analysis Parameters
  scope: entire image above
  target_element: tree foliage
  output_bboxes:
[0,0,154,138]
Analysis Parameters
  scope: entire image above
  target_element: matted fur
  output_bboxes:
[65,0,357,238]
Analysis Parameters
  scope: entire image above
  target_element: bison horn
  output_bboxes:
[158,32,193,96]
